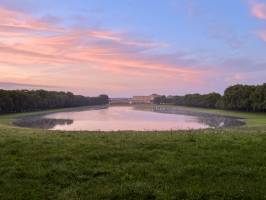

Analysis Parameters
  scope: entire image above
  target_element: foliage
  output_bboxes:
[223,84,266,112]
[251,84,266,112]
[163,83,266,112]
[152,95,166,104]
[223,84,255,111]
[163,93,222,109]
[0,90,109,114]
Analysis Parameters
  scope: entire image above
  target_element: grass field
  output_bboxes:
[1,107,266,199]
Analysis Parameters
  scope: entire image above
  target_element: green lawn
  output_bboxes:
[1,107,266,199]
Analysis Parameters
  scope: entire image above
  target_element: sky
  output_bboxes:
[0,0,266,97]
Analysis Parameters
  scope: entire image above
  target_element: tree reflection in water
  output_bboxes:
[13,106,245,131]
[14,117,73,129]
[151,106,245,128]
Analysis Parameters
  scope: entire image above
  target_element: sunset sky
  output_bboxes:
[1,0,266,97]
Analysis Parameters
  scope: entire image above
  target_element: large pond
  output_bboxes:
[14,106,245,131]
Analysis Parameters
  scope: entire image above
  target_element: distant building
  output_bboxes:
[131,96,151,104]
[110,98,131,105]
[131,94,161,104]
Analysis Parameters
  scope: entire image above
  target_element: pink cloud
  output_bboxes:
[258,31,266,41]
[251,1,266,20]
[0,7,60,32]
[0,6,212,95]
[249,2,266,42]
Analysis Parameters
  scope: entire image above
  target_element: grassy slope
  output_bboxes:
[0,107,266,199]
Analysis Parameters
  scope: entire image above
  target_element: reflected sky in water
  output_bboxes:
[43,106,211,131]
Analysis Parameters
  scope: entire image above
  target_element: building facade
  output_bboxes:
[131,94,160,104]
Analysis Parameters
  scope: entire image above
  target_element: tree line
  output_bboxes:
[0,89,109,114]
[153,83,266,112]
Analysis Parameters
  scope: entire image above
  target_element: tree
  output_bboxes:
[163,83,266,112]
[165,93,222,109]
[250,83,266,112]
[0,89,109,114]
[153,96,166,104]
[223,85,255,111]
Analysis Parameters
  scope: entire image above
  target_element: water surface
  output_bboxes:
[14,106,245,131]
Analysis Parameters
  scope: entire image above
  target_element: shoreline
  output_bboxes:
[1,104,266,131]
[0,105,108,127]
[11,105,246,131]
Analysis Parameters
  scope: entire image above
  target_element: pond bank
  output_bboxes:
[12,105,244,131]
[135,105,245,128]
[0,105,108,127]
[134,104,266,128]
[1,104,266,130]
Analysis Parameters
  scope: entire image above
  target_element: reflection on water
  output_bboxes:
[150,106,245,128]
[14,117,73,129]
[14,106,244,131]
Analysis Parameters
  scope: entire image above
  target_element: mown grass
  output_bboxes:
[1,107,266,199]
[1,127,266,199]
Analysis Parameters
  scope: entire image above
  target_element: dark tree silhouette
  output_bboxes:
[162,83,266,112]
[0,89,109,114]
[163,93,221,109]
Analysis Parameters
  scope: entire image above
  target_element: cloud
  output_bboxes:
[0,6,61,32]
[3,4,264,96]
[0,5,209,95]
[249,1,266,42]
[221,57,266,72]
[258,30,266,41]
[251,1,266,20]
[0,82,60,90]
[208,24,244,49]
